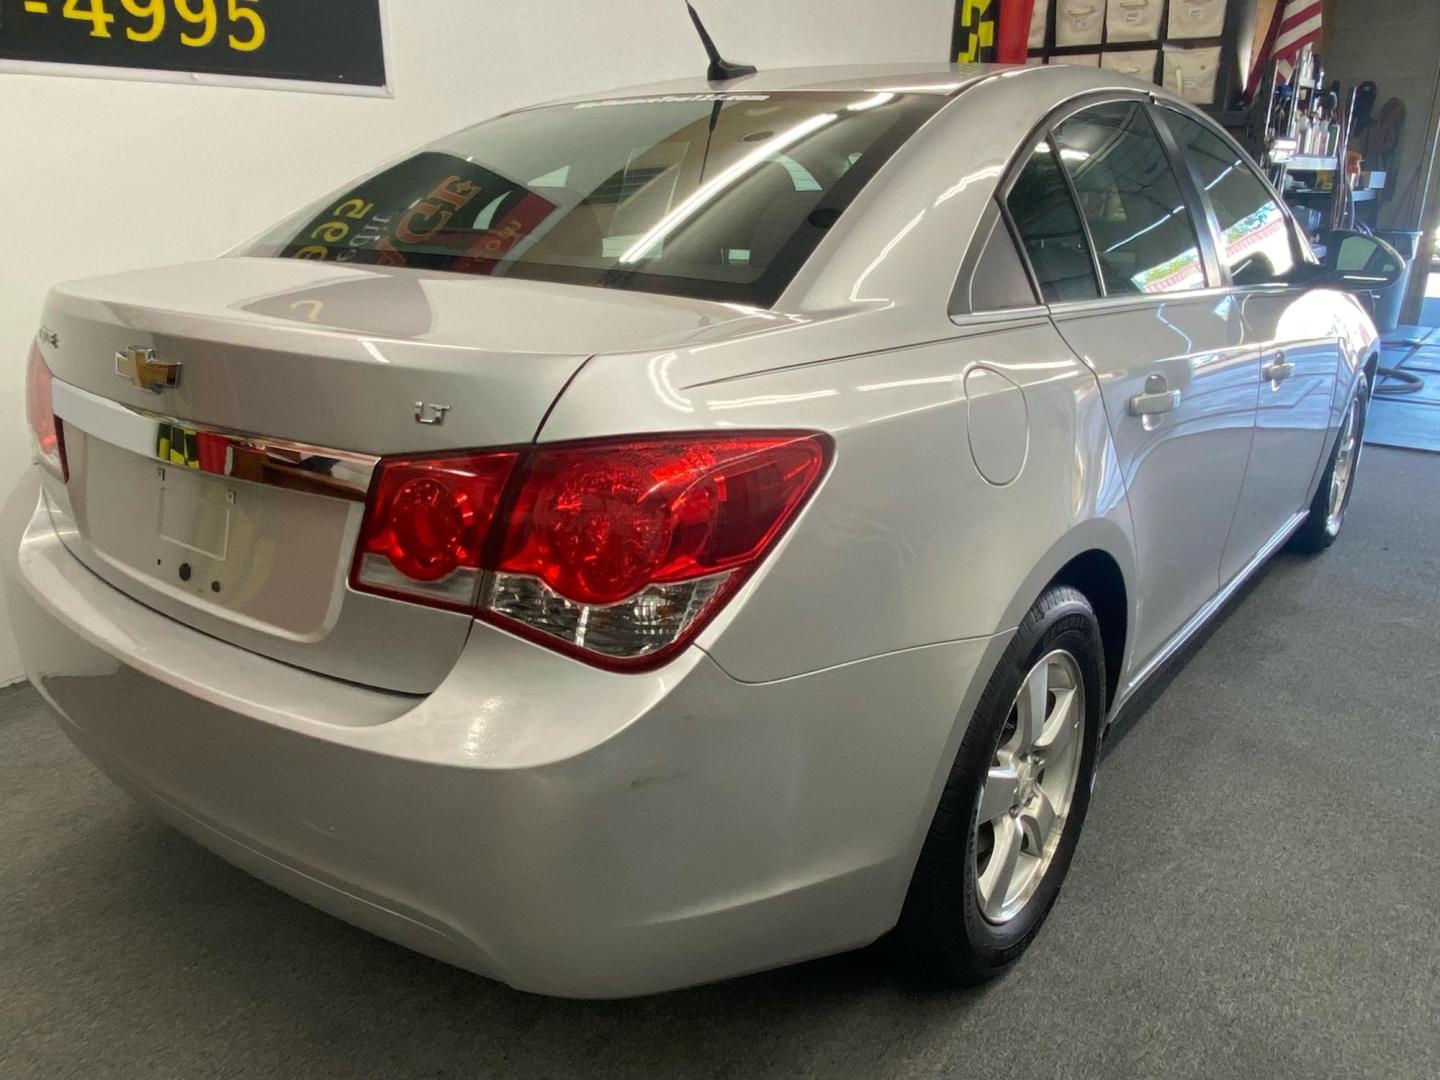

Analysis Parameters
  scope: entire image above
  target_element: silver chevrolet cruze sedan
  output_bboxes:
[7,64,1386,997]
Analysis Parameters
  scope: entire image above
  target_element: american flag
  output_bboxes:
[1250,0,1324,89]
[1272,0,1324,69]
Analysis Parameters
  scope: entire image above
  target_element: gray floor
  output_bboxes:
[4,447,1439,1080]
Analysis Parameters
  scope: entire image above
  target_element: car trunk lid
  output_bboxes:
[39,257,762,692]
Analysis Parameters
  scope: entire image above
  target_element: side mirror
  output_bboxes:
[1321,230,1406,289]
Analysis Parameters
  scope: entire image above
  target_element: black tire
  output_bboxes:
[1288,375,1369,554]
[891,585,1105,985]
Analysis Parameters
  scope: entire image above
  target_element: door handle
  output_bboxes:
[1129,374,1181,417]
[1262,353,1295,382]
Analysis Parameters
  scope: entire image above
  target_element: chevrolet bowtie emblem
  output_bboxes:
[116,347,181,393]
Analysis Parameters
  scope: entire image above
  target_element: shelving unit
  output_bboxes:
[1287,187,1377,203]
[1230,47,1378,244]
[1275,154,1341,171]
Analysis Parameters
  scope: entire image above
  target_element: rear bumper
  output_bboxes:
[5,483,1003,997]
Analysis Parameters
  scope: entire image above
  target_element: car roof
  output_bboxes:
[532,63,999,108]
[530,62,1186,113]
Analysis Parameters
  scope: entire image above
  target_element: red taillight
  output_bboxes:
[495,436,827,605]
[25,342,67,482]
[350,432,831,669]
[351,451,519,610]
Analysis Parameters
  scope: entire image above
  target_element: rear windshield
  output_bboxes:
[244,91,941,306]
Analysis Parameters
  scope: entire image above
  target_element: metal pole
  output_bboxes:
[1398,45,1440,324]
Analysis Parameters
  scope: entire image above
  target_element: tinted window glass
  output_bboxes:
[1006,142,1100,303]
[1163,109,1297,285]
[244,92,941,307]
[1053,102,1207,296]
[964,213,1039,312]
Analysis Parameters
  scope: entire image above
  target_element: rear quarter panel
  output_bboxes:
[537,311,1135,684]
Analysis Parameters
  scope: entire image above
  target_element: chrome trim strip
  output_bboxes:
[1047,286,1236,319]
[1110,509,1309,721]
[949,306,1050,328]
[51,378,379,502]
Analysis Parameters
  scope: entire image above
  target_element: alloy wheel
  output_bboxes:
[1326,397,1361,536]
[973,649,1086,924]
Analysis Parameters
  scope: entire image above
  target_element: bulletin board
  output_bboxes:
[1025,0,1246,108]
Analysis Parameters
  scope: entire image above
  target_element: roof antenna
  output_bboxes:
[686,3,757,83]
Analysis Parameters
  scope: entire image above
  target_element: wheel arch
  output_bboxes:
[994,518,1136,714]
[1047,550,1128,710]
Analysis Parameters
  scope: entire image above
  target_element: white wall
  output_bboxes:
[0,0,953,684]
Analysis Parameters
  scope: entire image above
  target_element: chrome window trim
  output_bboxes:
[51,379,379,502]
[948,306,1050,331]
[1046,285,1237,320]
[1000,89,1248,312]
[1051,282,1309,310]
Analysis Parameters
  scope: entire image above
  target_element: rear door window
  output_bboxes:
[1160,109,1299,286]
[1051,101,1208,296]
[1006,141,1100,303]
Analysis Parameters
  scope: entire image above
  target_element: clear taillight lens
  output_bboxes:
[26,343,67,481]
[350,432,831,670]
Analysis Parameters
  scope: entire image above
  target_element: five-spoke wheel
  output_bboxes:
[1290,374,1368,554]
[894,585,1103,984]
[974,649,1086,924]
[1326,396,1361,536]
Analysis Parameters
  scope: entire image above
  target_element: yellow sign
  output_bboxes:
[955,0,998,64]
[0,0,387,92]
[24,0,265,53]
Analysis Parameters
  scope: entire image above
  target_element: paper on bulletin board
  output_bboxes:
[1167,0,1227,40]
[1101,49,1159,80]
[1106,0,1163,43]
[1162,44,1221,103]
[1052,52,1101,67]
[1055,0,1105,47]
[1029,0,1049,48]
